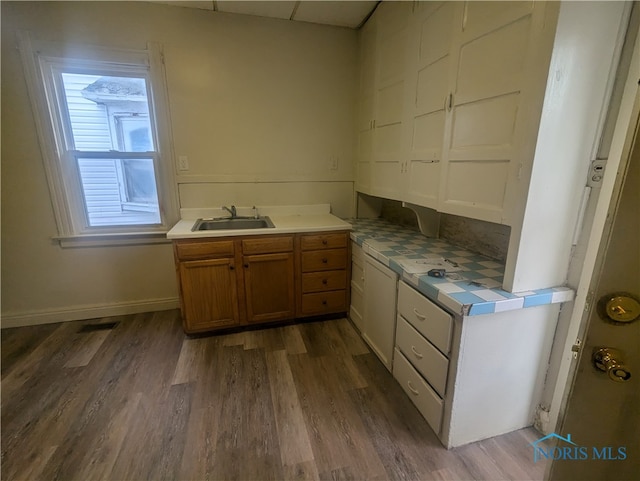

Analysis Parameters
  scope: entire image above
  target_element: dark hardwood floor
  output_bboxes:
[1,310,548,480]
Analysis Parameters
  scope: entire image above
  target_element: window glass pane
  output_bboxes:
[77,157,161,227]
[61,73,154,152]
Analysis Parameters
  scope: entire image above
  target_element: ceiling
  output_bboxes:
[154,1,379,29]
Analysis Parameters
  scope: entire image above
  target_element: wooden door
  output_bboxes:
[549,109,639,481]
[243,252,296,323]
[439,1,539,223]
[179,257,240,332]
[402,2,458,209]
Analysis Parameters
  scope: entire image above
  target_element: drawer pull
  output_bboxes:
[322,239,328,245]
[322,279,328,285]
[322,258,328,264]
[413,308,426,320]
[407,381,420,396]
[322,300,327,305]
[411,346,424,359]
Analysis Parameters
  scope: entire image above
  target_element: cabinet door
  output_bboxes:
[370,1,411,200]
[402,2,458,209]
[356,17,377,194]
[363,256,399,370]
[243,252,295,323]
[439,1,539,223]
[179,258,240,333]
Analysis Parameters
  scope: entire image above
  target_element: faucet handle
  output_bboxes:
[252,206,259,219]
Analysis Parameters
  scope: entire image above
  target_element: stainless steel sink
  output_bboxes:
[191,216,275,231]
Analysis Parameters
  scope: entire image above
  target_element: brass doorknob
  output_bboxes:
[593,347,632,382]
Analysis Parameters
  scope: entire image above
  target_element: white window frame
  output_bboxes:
[18,32,179,246]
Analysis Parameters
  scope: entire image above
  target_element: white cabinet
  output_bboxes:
[401,1,457,209]
[352,250,398,370]
[393,280,452,434]
[356,17,377,194]
[370,1,412,201]
[356,1,557,224]
[393,279,560,448]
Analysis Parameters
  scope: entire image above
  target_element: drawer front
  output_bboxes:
[396,316,449,397]
[302,270,347,293]
[301,249,348,272]
[301,290,347,315]
[398,281,452,354]
[242,236,293,255]
[175,240,234,260]
[300,232,348,251]
[351,260,364,291]
[393,348,443,434]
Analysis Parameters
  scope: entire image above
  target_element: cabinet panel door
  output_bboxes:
[243,252,295,323]
[179,258,239,332]
[403,2,457,209]
[439,1,539,223]
[363,256,398,370]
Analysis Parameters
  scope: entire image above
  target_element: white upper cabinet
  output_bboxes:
[356,1,555,224]
[440,1,540,223]
[370,1,411,200]
[356,17,377,194]
[401,1,458,209]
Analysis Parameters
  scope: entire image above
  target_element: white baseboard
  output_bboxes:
[1,297,181,329]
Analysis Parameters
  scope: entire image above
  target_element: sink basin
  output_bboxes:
[191,216,275,231]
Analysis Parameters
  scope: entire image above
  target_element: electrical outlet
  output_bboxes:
[178,155,189,171]
[329,155,339,171]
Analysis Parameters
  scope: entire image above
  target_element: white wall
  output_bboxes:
[1,1,358,326]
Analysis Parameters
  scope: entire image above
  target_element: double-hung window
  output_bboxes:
[19,34,177,243]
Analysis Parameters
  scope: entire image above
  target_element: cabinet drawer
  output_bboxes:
[300,232,348,251]
[398,281,452,354]
[301,290,347,315]
[393,348,443,434]
[175,240,234,260]
[301,249,348,272]
[396,316,448,397]
[242,236,293,255]
[302,270,347,293]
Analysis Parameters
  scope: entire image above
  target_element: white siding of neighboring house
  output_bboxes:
[62,74,123,222]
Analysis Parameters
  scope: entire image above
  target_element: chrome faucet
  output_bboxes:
[222,205,237,218]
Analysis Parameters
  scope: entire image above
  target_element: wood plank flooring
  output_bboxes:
[1,310,548,480]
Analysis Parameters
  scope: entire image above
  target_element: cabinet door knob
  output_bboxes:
[229,265,235,270]
[244,263,249,268]
[322,300,327,305]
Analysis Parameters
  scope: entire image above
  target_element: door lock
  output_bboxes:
[598,293,640,323]
[592,347,632,382]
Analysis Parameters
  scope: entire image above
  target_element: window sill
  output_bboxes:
[53,231,171,248]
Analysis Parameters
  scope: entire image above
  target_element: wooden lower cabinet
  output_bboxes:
[178,257,240,332]
[174,230,350,334]
[243,252,295,323]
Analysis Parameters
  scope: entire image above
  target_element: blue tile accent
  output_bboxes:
[348,218,574,316]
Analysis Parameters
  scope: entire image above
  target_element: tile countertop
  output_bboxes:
[349,218,574,317]
[166,204,351,239]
